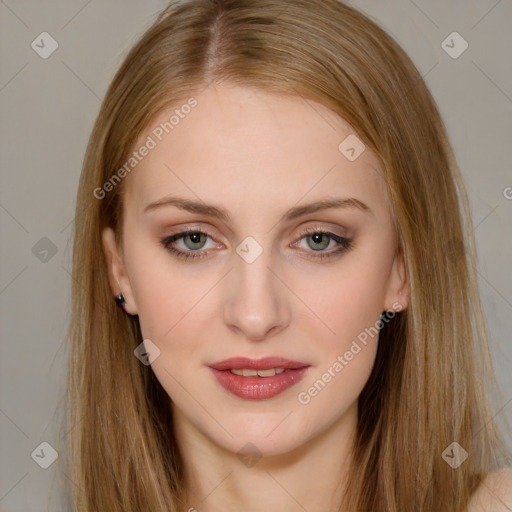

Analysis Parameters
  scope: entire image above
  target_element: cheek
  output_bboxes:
[130,266,181,339]
[296,339,378,427]
[304,255,392,346]
[134,275,209,343]
[294,265,386,416]
[123,235,215,339]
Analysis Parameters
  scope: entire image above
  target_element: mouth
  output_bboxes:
[208,356,311,400]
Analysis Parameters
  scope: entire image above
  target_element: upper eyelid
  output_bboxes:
[167,221,348,238]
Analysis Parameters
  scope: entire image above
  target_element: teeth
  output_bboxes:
[230,368,285,377]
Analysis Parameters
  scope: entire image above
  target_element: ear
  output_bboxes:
[101,227,138,315]
[383,245,410,313]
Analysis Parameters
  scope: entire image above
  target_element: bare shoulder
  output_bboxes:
[466,467,512,512]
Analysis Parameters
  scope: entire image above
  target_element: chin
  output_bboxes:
[209,414,316,459]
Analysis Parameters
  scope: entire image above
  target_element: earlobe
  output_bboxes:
[384,247,410,313]
[101,227,138,315]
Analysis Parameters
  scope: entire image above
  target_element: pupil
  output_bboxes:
[185,232,205,250]
[309,233,328,251]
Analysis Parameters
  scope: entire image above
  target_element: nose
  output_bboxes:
[222,248,291,342]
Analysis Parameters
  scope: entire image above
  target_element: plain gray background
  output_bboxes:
[1,1,511,510]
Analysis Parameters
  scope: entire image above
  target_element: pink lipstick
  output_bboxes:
[208,357,310,400]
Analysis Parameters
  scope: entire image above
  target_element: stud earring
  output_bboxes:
[115,294,126,307]
[115,279,127,308]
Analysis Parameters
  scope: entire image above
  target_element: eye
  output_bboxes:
[292,228,353,260]
[161,228,220,261]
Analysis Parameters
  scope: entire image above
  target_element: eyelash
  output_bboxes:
[160,227,353,261]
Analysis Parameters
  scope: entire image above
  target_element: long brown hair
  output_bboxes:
[62,0,511,510]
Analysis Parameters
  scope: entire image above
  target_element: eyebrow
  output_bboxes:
[143,195,372,222]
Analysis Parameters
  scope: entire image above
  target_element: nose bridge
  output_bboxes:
[223,236,290,340]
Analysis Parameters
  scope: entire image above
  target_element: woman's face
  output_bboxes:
[103,83,408,457]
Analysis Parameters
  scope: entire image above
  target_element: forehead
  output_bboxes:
[123,84,389,219]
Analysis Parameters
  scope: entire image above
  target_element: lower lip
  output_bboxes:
[209,367,310,400]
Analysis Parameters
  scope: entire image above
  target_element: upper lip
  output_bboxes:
[208,357,310,371]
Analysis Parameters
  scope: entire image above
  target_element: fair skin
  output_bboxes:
[467,468,512,512]
[102,83,510,511]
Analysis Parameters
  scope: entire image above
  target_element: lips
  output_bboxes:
[208,356,311,400]
[208,356,309,371]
